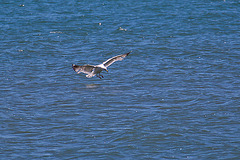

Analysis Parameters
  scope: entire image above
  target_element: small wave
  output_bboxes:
[118,27,127,31]
[49,31,63,34]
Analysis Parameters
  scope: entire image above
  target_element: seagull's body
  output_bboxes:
[72,51,131,79]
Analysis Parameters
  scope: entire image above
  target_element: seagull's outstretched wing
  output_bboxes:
[102,51,131,68]
[72,64,95,74]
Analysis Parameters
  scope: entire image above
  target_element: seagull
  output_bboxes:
[72,51,131,79]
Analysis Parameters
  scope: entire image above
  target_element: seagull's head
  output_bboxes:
[102,66,108,72]
[98,64,108,72]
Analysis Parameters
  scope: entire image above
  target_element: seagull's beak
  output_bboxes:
[106,69,108,72]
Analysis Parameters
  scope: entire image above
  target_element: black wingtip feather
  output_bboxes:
[72,64,78,72]
[126,51,132,56]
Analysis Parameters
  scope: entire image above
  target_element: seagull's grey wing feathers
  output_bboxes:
[72,64,95,74]
[103,51,131,68]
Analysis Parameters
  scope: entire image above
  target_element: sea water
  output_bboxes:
[1,0,239,159]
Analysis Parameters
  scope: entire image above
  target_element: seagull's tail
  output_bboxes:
[86,75,93,78]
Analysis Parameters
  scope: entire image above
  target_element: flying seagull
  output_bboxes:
[72,51,131,79]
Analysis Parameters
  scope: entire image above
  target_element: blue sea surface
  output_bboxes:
[1,0,240,159]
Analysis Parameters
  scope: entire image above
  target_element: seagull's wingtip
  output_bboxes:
[126,51,132,56]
